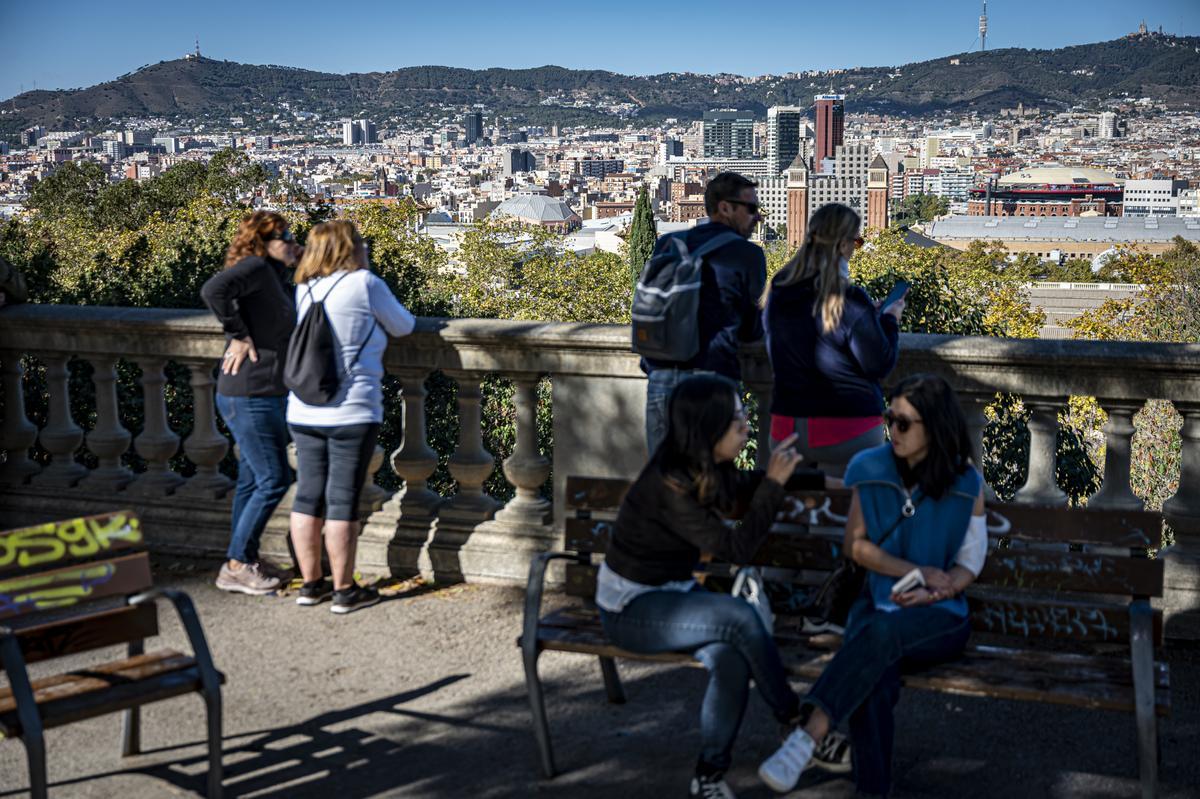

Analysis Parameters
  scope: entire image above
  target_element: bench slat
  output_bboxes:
[975,549,1163,597]
[531,610,1169,716]
[0,511,145,579]
[988,504,1162,547]
[6,603,159,665]
[564,562,1160,645]
[0,650,204,737]
[0,552,154,621]
[565,477,632,512]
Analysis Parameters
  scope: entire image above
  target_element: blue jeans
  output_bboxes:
[600,587,800,775]
[644,369,715,454]
[215,393,292,563]
[806,600,971,796]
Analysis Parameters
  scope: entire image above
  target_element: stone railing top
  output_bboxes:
[2,304,1200,401]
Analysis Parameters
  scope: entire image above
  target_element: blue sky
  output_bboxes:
[2,0,1198,101]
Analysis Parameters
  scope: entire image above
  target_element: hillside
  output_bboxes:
[2,33,1198,135]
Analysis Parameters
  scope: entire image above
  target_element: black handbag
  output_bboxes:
[808,503,912,627]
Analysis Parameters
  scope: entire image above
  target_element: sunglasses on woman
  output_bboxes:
[884,410,923,434]
[268,230,296,243]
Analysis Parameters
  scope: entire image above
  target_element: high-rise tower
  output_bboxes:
[814,94,845,171]
[979,2,988,51]
[766,106,805,176]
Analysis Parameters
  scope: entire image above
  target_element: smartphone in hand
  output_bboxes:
[890,567,925,596]
[880,279,910,312]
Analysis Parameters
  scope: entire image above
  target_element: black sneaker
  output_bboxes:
[688,772,736,799]
[812,730,852,774]
[296,578,333,606]
[330,584,381,615]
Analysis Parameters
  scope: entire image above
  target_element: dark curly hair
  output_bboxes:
[224,210,288,267]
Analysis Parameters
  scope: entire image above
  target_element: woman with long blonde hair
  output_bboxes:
[201,210,302,596]
[285,220,415,614]
[763,203,905,476]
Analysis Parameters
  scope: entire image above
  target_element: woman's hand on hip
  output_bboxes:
[222,337,258,375]
[766,433,804,485]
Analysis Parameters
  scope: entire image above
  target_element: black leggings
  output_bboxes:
[288,423,380,521]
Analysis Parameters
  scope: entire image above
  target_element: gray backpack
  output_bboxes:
[630,231,741,361]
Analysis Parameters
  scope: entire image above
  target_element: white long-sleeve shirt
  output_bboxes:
[285,269,415,427]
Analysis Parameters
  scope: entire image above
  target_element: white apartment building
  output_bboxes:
[1123,178,1187,216]
[756,174,789,231]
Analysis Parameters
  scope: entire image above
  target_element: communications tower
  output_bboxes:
[979,2,988,51]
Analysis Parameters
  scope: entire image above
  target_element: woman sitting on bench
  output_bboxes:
[596,373,827,799]
[757,373,987,796]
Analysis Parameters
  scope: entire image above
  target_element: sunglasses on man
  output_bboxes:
[726,199,761,216]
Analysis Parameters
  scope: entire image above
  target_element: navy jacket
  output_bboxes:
[641,222,767,381]
[765,274,899,417]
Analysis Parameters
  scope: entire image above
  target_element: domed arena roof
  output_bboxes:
[490,195,580,224]
[997,167,1122,187]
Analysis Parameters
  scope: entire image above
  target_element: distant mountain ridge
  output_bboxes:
[3,33,1198,135]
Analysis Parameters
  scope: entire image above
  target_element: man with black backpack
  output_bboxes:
[633,172,767,453]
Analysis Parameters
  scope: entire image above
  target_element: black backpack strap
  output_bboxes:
[347,318,378,372]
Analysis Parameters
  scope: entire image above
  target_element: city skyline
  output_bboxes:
[2,0,1199,103]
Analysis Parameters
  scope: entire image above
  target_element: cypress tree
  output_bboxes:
[628,186,657,286]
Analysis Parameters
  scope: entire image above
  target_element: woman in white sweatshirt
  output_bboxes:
[287,220,415,614]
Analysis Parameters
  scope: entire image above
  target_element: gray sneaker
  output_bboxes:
[216,561,282,596]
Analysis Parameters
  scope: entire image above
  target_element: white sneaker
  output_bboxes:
[758,726,816,793]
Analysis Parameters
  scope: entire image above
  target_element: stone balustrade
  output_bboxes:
[2,304,1200,637]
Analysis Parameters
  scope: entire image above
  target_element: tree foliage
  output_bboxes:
[627,187,657,286]
[890,193,949,228]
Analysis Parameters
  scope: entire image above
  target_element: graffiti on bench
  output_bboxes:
[974,600,1121,641]
[0,513,142,571]
[0,562,118,617]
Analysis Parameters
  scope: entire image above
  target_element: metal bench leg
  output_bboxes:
[1,634,47,799]
[122,639,145,756]
[524,646,557,778]
[1130,600,1158,799]
[204,685,223,799]
[598,656,626,704]
[25,733,48,799]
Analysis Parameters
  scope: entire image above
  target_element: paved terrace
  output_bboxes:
[1,560,1198,799]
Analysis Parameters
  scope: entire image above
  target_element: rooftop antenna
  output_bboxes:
[979,1,988,52]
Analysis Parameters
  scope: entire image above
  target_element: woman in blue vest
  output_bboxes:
[758,373,988,797]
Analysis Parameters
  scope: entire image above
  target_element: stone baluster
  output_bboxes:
[387,368,441,519]
[961,389,998,501]
[1088,399,1143,511]
[439,371,500,523]
[491,376,552,528]
[130,358,184,495]
[358,445,389,517]
[1013,395,1068,506]
[1163,403,1200,536]
[81,357,133,491]
[33,353,87,487]
[176,361,232,498]
[0,351,40,485]
[373,368,443,577]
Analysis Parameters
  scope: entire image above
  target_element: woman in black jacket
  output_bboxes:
[200,211,301,596]
[598,374,825,799]
[763,203,905,476]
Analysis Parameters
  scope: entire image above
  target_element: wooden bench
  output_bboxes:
[520,476,1171,798]
[0,511,225,799]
